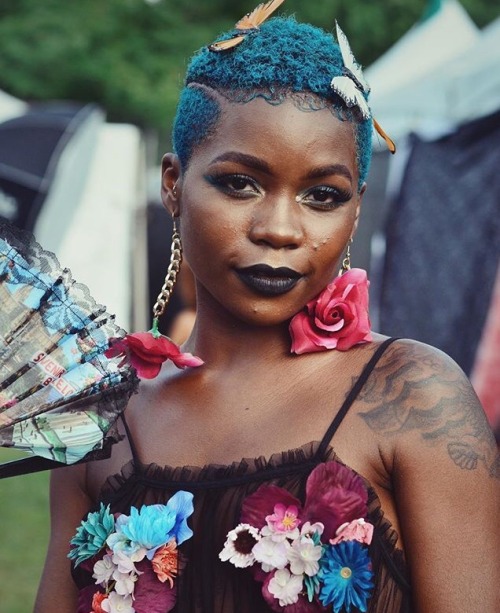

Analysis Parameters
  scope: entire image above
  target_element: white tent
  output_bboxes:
[0,89,26,122]
[366,0,478,98]
[40,123,147,332]
[370,16,500,142]
[366,0,484,143]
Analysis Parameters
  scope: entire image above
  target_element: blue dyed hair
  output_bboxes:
[172,16,372,190]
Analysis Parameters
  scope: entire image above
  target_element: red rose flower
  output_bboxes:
[289,268,371,354]
[105,330,203,379]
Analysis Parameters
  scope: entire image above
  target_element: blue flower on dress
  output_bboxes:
[107,491,194,560]
[68,503,115,566]
[318,540,374,613]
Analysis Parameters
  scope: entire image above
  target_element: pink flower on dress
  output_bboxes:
[289,268,371,354]
[330,517,374,546]
[105,331,203,379]
[266,504,301,534]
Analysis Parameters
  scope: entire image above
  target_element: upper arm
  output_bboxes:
[34,463,91,613]
[360,340,500,612]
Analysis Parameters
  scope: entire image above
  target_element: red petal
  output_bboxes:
[129,354,162,379]
[241,485,302,528]
[133,559,177,612]
[289,311,326,355]
[303,462,368,539]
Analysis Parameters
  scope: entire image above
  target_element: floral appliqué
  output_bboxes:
[69,491,194,613]
[219,461,375,612]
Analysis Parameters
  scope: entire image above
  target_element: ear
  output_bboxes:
[351,182,366,238]
[161,153,182,217]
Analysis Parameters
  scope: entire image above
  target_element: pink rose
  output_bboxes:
[105,331,203,379]
[330,518,374,545]
[289,268,372,354]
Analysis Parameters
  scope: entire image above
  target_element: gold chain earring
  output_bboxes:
[151,219,182,333]
[339,239,352,276]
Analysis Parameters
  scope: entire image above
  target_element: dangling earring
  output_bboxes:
[289,238,372,354]
[105,218,203,378]
[152,219,182,331]
[338,239,352,276]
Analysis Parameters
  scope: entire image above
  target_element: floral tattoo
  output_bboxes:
[357,342,500,479]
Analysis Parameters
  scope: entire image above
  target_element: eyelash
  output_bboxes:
[205,173,259,199]
[300,186,352,210]
[205,173,352,210]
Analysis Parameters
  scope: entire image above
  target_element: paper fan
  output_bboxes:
[0,221,139,478]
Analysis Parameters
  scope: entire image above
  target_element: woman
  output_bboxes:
[35,8,499,613]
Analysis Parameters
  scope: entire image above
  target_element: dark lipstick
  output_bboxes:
[235,264,302,296]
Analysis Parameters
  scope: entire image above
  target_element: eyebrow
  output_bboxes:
[209,152,353,184]
[305,164,353,183]
[208,152,272,175]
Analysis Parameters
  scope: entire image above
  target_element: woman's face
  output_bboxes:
[163,97,364,327]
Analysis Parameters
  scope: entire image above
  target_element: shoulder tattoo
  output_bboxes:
[357,342,500,479]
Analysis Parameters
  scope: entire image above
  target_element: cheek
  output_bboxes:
[178,198,242,272]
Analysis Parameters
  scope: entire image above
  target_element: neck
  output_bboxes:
[182,295,293,369]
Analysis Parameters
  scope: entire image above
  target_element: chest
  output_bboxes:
[131,369,354,468]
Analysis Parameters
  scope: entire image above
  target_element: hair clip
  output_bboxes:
[331,22,396,154]
[208,0,286,52]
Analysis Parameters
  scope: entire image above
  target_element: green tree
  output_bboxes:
[0,0,497,138]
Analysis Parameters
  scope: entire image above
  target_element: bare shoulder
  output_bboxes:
[356,338,499,479]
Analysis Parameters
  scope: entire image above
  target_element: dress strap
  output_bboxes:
[316,338,399,458]
[120,413,141,465]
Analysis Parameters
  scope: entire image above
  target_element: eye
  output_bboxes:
[299,186,352,210]
[205,173,261,198]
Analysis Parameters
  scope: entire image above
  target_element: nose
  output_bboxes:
[248,195,304,250]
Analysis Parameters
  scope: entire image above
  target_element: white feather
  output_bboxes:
[330,76,371,119]
[335,21,371,95]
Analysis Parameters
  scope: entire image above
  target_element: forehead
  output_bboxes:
[187,97,358,175]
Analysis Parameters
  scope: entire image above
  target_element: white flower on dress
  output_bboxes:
[300,521,324,538]
[101,591,135,613]
[112,569,138,597]
[286,536,323,577]
[93,553,115,585]
[268,568,303,606]
[252,536,290,572]
[112,550,138,575]
[219,523,261,568]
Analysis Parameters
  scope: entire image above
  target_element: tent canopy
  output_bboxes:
[365,0,500,143]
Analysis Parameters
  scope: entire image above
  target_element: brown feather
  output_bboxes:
[236,0,286,29]
[208,35,247,52]
[373,118,396,154]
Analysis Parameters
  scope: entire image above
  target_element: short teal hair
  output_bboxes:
[172,17,372,190]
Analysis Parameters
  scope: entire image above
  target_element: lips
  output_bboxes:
[235,264,303,296]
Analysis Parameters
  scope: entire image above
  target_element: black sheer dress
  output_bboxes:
[72,338,412,612]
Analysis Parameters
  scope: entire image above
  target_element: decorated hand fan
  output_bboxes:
[0,221,139,478]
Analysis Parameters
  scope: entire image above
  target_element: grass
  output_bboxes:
[0,449,50,613]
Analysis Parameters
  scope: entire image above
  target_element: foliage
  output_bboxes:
[0,0,497,147]
[0,450,49,613]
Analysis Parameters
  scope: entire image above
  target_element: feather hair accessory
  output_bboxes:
[0,221,139,478]
[208,0,286,52]
[332,22,396,154]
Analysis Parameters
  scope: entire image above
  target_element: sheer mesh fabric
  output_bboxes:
[73,443,410,612]
[72,339,412,612]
